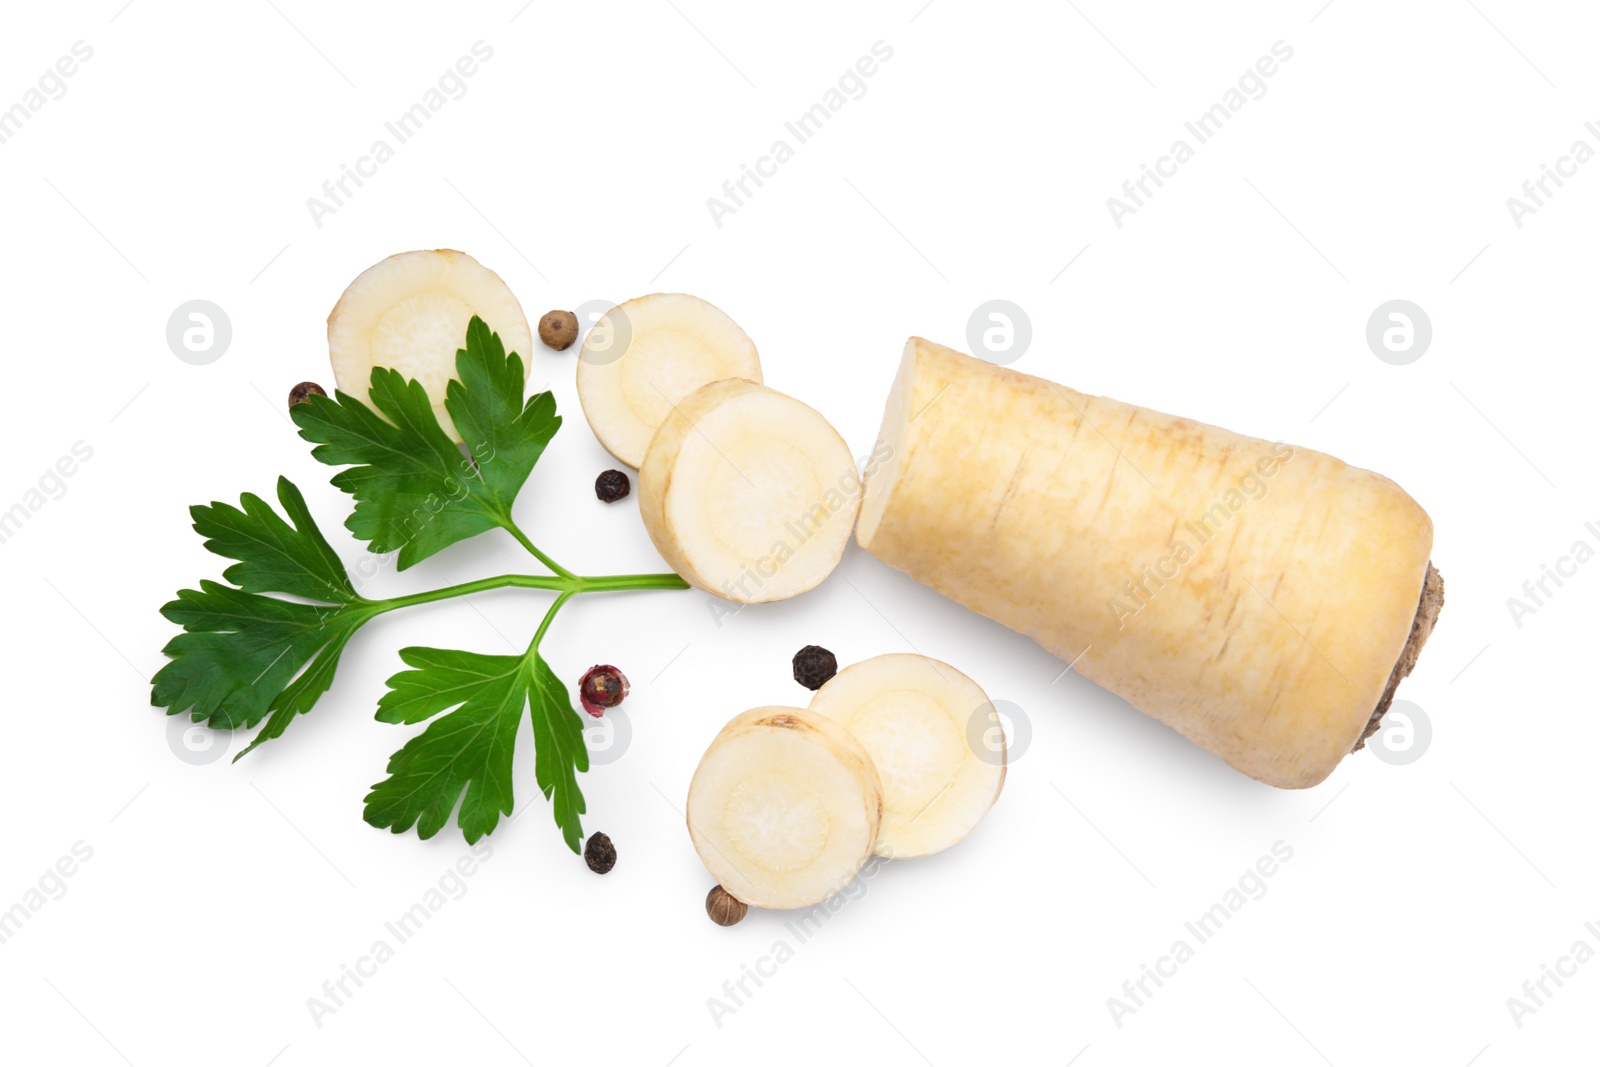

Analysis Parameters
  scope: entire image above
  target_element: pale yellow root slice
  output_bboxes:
[638,379,860,603]
[575,293,761,468]
[327,249,532,442]
[686,707,883,909]
[857,338,1439,789]
[807,653,1005,858]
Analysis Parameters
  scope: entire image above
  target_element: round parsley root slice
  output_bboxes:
[686,707,883,910]
[807,654,1004,858]
[328,249,532,442]
[638,379,860,603]
[575,293,761,468]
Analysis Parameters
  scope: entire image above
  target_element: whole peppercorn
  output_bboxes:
[578,664,630,717]
[792,645,838,690]
[288,381,327,409]
[706,885,748,926]
[594,469,631,503]
[539,310,580,351]
[584,832,616,874]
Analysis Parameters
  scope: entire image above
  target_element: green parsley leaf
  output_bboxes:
[364,646,589,849]
[153,316,686,850]
[151,477,375,746]
[290,317,559,570]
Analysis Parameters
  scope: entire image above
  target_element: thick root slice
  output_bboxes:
[575,293,761,468]
[807,654,1004,858]
[858,338,1438,789]
[328,249,532,442]
[686,707,883,909]
[639,379,860,603]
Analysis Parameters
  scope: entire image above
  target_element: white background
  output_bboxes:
[1,2,1595,1064]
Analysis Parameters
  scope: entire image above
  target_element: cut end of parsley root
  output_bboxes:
[328,249,532,443]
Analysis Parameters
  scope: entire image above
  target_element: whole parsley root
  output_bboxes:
[855,337,1443,789]
[152,316,689,852]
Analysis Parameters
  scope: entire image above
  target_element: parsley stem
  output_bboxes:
[528,591,574,654]
[573,572,693,592]
[375,573,569,611]
[501,519,576,580]
[370,570,689,614]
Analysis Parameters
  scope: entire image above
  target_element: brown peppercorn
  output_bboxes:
[539,310,580,351]
[584,832,616,874]
[706,885,747,926]
[595,469,631,503]
[288,381,327,409]
[792,645,838,690]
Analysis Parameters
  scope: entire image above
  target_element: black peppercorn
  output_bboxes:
[792,645,838,690]
[594,469,631,503]
[584,832,616,874]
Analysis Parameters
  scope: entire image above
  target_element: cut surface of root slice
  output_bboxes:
[639,379,860,603]
[807,654,1004,858]
[328,249,531,442]
[575,293,761,467]
[686,707,882,910]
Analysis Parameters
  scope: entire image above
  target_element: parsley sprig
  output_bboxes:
[151,318,687,849]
